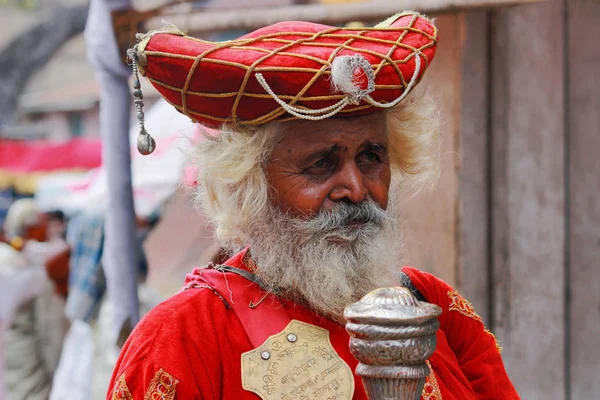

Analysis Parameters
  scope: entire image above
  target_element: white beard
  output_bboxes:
[235,196,406,323]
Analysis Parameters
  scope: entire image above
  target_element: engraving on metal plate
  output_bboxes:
[242,320,354,400]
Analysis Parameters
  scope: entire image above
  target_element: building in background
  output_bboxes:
[0,0,301,141]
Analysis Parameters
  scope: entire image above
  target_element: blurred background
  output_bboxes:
[0,0,597,399]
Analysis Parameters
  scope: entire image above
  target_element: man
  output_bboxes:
[46,210,68,241]
[4,199,48,250]
[40,210,70,298]
[108,11,519,399]
[0,242,45,400]
[49,211,161,400]
[5,201,70,297]
[2,199,68,400]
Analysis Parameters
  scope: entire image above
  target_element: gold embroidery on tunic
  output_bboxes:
[422,360,442,399]
[111,373,133,400]
[447,290,482,322]
[144,368,179,400]
[484,328,503,354]
[448,290,503,353]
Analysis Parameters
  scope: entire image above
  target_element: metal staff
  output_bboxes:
[344,287,442,400]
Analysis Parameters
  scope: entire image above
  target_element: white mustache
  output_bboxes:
[290,201,389,242]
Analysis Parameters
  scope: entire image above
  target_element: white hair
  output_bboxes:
[245,195,405,321]
[192,90,440,245]
[3,199,41,241]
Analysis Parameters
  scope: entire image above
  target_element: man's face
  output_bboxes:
[245,113,403,321]
[266,113,391,218]
[47,218,66,240]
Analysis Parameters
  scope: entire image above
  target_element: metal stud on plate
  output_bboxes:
[286,333,297,343]
[260,351,271,360]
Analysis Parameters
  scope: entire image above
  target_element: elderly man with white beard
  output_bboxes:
[202,112,410,323]
[107,11,519,400]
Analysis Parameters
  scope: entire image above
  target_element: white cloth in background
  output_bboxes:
[48,321,95,400]
[0,244,44,325]
[84,0,140,344]
[3,283,67,400]
[1,326,4,400]
[85,0,131,79]
[21,239,69,271]
[0,244,43,400]
[103,0,132,13]
[0,244,68,400]
[50,284,163,400]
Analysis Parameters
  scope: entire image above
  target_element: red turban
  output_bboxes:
[133,11,438,128]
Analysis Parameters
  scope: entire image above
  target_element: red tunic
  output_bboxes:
[107,250,519,399]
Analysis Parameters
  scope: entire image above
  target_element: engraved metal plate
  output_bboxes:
[242,320,355,400]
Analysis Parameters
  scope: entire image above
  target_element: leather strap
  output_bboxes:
[213,264,269,290]
[194,266,291,348]
[192,266,426,348]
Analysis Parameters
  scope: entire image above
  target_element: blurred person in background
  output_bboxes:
[6,202,70,272]
[46,210,68,241]
[4,199,48,251]
[1,199,69,400]
[48,210,162,400]
[44,210,70,299]
[0,243,44,400]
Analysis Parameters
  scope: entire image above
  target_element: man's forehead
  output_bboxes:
[275,113,387,147]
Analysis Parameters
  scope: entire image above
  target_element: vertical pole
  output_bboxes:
[85,0,139,343]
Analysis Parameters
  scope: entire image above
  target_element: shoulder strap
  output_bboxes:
[187,266,426,347]
[188,265,292,348]
[398,271,427,302]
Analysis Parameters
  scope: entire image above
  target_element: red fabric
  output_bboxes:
[0,138,101,173]
[184,250,291,348]
[140,13,437,127]
[107,252,519,399]
[45,247,70,298]
[403,267,520,399]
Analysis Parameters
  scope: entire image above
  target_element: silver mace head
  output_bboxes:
[344,286,442,400]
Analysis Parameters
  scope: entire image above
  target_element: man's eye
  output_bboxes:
[311,159,330,169]
[303,158,334,177]
[358,152,381,163]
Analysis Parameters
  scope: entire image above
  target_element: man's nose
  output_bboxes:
[329,161,367,204]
